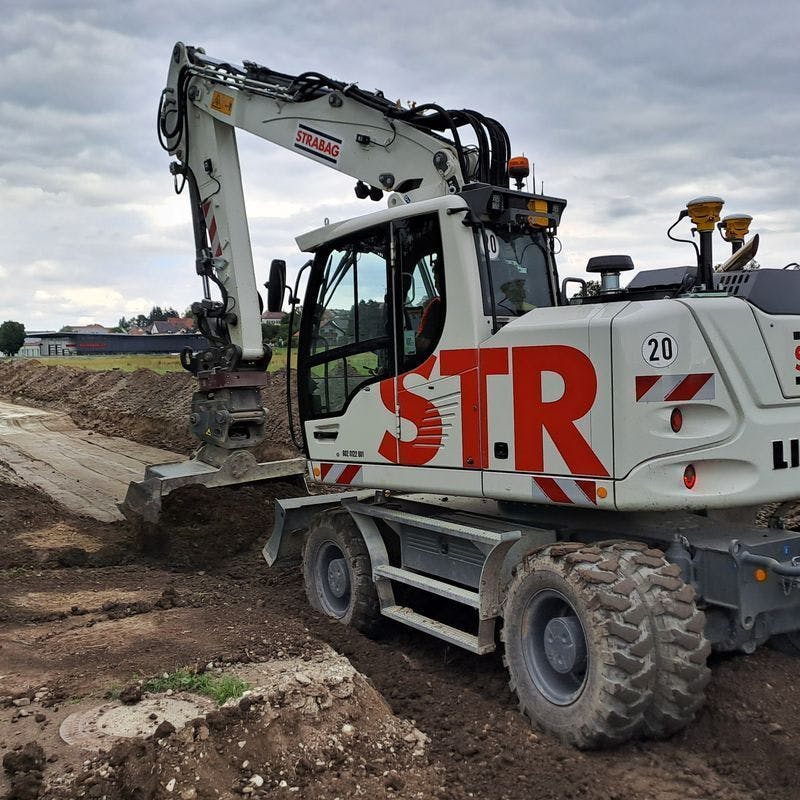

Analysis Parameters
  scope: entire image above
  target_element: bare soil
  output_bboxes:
[0,359,296,463]
[1,359,799,800]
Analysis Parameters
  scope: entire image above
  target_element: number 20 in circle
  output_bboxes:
[641,332,678,368]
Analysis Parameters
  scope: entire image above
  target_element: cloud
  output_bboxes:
[2,0,797,332]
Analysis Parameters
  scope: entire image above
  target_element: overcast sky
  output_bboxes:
[2,0,797,331]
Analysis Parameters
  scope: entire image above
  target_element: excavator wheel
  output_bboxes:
[302,508,382,636]
[501,543,656,749]
[598,542,710,739]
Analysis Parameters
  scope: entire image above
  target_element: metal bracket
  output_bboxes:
[728,539,800,578]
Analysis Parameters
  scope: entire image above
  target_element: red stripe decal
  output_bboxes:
[534,477,573,504]
[337,464,361,485]
[575,480,597,505]
[319,462,333,480]
[635,375,660,401]
[664,373,712,402]
[208,217,218,242]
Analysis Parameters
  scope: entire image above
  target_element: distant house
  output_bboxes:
[20,337,43,357]
[261,311,287,325]
[148,316,194,335]
[63,323,113,334]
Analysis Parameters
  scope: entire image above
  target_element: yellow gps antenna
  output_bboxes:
[718,213,753,254]
[687,196,724,290]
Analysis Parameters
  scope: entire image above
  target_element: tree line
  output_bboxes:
[116,306,182,331]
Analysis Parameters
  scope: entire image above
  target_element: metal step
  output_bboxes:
[381,605,492,654]
[373,565,480,608]
[346,501,521,546]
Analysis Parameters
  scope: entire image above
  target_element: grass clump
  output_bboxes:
[142,669,249,705]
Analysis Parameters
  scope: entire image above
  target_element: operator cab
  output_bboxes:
[294,200,449,422]
[287,186,567,432]
[460,184,566,328]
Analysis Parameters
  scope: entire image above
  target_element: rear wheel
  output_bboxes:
[601,542,710,739]
[502,543,656,749]
[303,509,381,635]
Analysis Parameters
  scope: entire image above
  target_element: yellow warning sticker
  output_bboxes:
[210,91,234,116]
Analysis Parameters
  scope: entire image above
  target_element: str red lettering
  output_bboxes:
[378,356,442,466]
[439,347,508,468]
[512,345,609,477]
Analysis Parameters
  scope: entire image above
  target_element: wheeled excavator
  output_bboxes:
[124,41,800,748]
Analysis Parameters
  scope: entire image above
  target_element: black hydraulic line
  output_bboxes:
[475,113,503,185]
[396,103,469,178]
[459,110,491,183]
[180,164,233,348]
[183,165,208,257]
[483,117,510,185]
[180,52,517,189]
[158,66,190,148]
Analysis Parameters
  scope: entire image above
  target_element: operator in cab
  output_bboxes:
[415,259,444,354]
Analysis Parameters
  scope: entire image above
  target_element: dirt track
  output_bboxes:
[0,401,181,522]
[1,359,799,800]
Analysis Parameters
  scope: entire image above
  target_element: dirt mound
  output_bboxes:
[0,476,306,584]
[46,651,439,800]
[0,360,297,460]
[2,741,45,800]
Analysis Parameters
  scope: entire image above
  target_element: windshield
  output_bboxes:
[476,228,554,317]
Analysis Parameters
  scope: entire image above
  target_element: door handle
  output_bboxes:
[313,430,339,441]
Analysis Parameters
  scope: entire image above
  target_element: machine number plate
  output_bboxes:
[641,332,677,368]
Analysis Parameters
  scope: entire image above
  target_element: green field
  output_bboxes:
[28,348,296,374]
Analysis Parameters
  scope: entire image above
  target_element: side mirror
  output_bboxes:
[561,276,587,304]
[266,259,286,312]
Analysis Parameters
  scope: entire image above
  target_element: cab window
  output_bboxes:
[477,228,554,317]
[301,224,392,418]
[299,213,446,422]
[396,214,445,370]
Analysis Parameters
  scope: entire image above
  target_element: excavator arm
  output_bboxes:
[122,42,516,521]
[159,42,510,372]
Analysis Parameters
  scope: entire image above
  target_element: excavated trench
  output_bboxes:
[0,360,799,800]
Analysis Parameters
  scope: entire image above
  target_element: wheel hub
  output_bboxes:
[327,557,350,598]
[543,616,586,674]
[521,588,590,705]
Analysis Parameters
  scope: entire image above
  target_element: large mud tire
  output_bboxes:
[502,543,656,749]
[601,543,711,739]
[303,508,381,636]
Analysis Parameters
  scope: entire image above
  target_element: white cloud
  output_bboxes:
[1,0,797,331]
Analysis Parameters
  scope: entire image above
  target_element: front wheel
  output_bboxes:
[302,508,381,635]
[502,543,657,749]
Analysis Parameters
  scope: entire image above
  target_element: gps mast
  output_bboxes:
[126,42,800,749]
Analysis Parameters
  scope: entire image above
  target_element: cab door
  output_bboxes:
[299,222,398,465]
[386,212,475,472]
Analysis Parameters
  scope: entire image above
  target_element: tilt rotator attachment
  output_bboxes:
[121,344,306,526]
